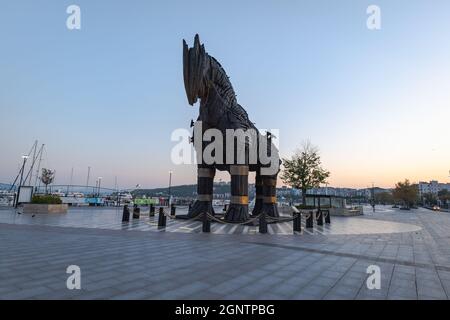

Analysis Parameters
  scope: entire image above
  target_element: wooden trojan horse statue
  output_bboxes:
[183,34,281,223]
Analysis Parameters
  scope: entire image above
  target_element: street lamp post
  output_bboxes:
[97,177,102,197]
[15,155,29,208]
[371,182,375,212]
[447,170,450,209]
[94,179,98,197]
[168,171,173,207]
[86,166,91,190]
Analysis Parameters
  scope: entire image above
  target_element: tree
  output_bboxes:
[438,189,450,200]
[374,191,394,205]
[392,179,418,208]
[438,189,450,208]
[423,192,438,206]
[281,141,330,205]
[40,168,55,194]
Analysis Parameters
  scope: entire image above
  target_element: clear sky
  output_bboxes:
[1,0,449,189]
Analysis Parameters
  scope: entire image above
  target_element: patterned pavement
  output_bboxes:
[0,206,421,236]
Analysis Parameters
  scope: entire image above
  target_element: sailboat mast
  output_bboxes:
[34,144,45,191]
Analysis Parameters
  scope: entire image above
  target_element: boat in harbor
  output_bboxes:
[0,190,15,206]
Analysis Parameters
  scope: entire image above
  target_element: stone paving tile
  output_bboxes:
[0,286,53,300]
[417,285,447,299]
[209,279,247,295]
[152,281,211,299]
[357,287,389,300]
[323,285,360,300]
[38,289,86,300]
[387,285,417,300]
[76,288,122,300]
[110,289,154,300]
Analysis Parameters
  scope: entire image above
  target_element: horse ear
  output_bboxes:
[182,34,209,105]
[194,34,201,46]
[194,34,202,57]
[183,39,191,103]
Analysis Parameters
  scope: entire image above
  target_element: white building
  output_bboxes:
[418,180,450,195]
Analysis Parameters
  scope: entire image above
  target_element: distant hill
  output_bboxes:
[132,183,236,198]
[0,183,12,190]
[132,183,391,200]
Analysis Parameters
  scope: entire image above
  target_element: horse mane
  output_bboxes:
[208,56,238,108]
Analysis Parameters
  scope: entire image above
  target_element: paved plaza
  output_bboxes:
[1,205,450,300]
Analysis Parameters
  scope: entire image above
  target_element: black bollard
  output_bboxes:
[306,210,314,229]
[202,213,210,233]
[325,210,331,224]
[259,213,268,234]
[170,204,176,217]
[293,213,302,232]
[122,205,130,222]
[158,207,166,227]
[133,204,140,219]
[317,198,323,226]
[149,204,155,217]
[316,210,323,226]
[292,207,301,233]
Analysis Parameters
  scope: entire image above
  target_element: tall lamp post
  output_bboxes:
[15,155,29,208]
[94,179,98,197]
[371,182,375,212]
[447,170,450,209]
[97,177,102,197]
[168,171,173,207]
[86,166,91,191]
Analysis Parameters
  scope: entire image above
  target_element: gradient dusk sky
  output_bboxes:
[1,0,449,189]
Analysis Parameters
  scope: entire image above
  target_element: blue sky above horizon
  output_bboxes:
[1,0,450,189]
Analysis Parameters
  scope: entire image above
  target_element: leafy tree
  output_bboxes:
[392,179,418,208]
[438,189,450,208]
[40,168,55,194]
[423,192,438,206]
[281,141,330,205]
[375,191,394,204]
[438,189,450,201]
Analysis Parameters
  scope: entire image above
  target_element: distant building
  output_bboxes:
[418,180,450,195]
[305,187,389,198]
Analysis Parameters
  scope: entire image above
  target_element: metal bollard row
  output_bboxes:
[124,204,330,235]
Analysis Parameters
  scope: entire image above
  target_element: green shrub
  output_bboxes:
[296,205,316,210]
[31,195,62,204]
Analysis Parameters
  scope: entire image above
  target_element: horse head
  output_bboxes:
[183,34,236,108]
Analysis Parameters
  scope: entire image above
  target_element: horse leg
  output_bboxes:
[252,170,263,216]
[224,165,250,222]
[260,174,279,218]
[187,166,215,218]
